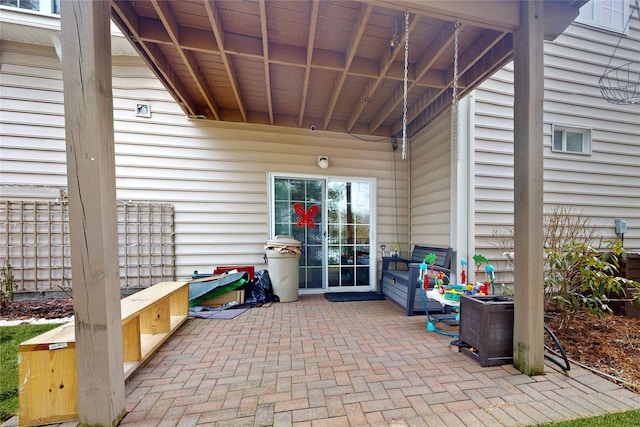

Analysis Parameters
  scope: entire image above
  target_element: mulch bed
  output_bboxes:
[0,298,74,320]
[545,305,640,393]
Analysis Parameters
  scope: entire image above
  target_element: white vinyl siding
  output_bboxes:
[473,5,640,279]
[0,40,405,284]
[409,112,452,249]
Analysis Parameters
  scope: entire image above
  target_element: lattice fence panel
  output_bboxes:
[0,200,175,293]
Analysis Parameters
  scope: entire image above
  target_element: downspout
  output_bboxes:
[451,93,476,284]
[466,92,476,284]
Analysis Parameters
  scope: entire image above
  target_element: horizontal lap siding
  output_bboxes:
[474,16,640,283]
[542,17,640,250]
[1,41,405,281]
[473,68,516,283]
[410,112,451,249]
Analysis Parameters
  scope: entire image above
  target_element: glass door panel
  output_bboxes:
[273,177,324,289]
[327,180,372,289]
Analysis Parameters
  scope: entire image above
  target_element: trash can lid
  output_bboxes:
[266,235,301,247]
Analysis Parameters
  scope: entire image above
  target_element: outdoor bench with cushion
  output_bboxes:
[380,245,453,316]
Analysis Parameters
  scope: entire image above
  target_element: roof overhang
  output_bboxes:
[1,1,586,138]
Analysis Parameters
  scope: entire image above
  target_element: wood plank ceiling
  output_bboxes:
[110,0,584,138]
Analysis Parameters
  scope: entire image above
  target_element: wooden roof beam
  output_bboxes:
[151,0,220,120]
[347,12,420,132]
[298,0,319,127]
[459,33,513,96]
[375,0,520,32]
[137,17,219,53]
[406,33,512,136]
[258,0,274,125]
[322,3,373,130]
[397,30,507,133]
[111,0,198,117]
[369,21,458,134]
[204,0,247,122]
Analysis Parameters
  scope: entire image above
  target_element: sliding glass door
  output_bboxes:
[271,175,375,292]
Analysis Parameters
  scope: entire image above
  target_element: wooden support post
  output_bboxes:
[513,0,545,375]
[61,1,126,425]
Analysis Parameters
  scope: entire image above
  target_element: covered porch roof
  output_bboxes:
[59,1,588,425]
[110,0,585,137]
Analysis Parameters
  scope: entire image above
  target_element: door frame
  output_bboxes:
[267,172,377,293]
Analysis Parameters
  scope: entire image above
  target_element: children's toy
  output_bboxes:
[436,271,446,294]
[485,264,495,295]
[473,254,488,275]
[443,284,466,301]
[424,253,437,274]
[460,259,467,285]
[419,258,428,289]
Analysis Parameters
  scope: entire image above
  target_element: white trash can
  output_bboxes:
[265,235,302,302]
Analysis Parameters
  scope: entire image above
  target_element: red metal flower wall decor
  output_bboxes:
[293,203,318,228]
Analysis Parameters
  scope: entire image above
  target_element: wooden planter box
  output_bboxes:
[458,295,514,367]
[609,254,640,318]
[621,254,640,318]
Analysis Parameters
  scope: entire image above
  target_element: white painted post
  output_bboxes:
[61,0,126,424]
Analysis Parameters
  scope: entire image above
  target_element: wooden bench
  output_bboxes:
[380,245,452,316]
[18,281,189,427]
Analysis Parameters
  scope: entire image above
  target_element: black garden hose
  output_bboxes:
[544,325,571,371]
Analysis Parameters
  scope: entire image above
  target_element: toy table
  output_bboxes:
[423,289,461,337]
[426,289,461,309]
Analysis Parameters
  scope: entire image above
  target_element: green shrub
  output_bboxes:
[545,239,640,332]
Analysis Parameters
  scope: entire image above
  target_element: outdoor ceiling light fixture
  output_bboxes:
[318,156,329,169]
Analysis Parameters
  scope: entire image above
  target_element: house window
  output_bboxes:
[576,0,630,34]
[0,0,60,14]
[552,125,592,154]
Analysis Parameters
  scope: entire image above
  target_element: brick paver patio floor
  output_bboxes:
[59,294,640,426]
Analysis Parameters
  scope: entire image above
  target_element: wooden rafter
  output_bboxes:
[204,0,247,122]
[111,0,197,117]
[298,1,320,128]
[322,3,374,130]
[108,0,584,137]
[406,32,511,135]
[151,0,220,120]
[395,29,506,136]
[258,0,274,125]
[347,12,421,132]
[370,21,459,134]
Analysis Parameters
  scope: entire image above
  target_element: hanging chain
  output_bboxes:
[401,10,409,160]
[452,22,459,107]
[451,22,460,162]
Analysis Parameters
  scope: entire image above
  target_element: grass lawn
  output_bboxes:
[539,409,640,426]
[0,323,62,421]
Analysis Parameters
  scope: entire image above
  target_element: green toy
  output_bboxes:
[473,254,488,273]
